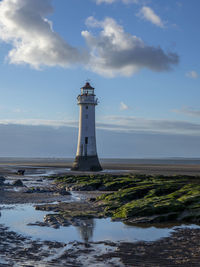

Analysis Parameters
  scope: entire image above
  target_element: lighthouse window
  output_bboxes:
[85,137,88,144]
[86,106,88,109]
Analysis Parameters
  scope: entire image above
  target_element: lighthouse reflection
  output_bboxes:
[76,218,95,243]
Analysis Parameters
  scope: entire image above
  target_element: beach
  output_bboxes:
[0,158,200,266]
[0,157,200,175]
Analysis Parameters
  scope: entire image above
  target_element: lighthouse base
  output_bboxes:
[71,155,102,172]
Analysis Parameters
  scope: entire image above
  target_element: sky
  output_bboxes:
[0,0,199,158]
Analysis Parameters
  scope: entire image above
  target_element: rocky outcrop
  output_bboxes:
[55,174,200,224]
[0,176,5,186]
[12,179,24,187]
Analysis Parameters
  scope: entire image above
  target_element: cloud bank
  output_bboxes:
[99,116,200,136]
[0,0,179,77]
[0,123,200,158]
[0,116,200,136]
[0,120,199,158]
[82,17,179,77]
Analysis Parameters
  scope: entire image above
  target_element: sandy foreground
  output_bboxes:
[0,160,200,266]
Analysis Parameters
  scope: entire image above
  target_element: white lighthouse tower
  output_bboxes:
[72,82,102,171]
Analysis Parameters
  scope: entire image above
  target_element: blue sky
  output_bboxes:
[0,0,199,158]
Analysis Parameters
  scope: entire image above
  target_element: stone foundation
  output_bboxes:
[71,155,102,171]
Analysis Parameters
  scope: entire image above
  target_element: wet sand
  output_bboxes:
[0,158,200,176]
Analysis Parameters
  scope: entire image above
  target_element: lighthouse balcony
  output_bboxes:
[77,95,98,105]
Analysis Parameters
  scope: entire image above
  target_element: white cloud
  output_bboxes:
[0,119,78,128]
[95,0,138,4]
[0,0,87,69]
[173,107,200,117]
[13,108,23,113]
[186,71,198,79]
[120,102,129,110]
[96,0,116,3]
[138,6,164,28]
[82,17,179,77]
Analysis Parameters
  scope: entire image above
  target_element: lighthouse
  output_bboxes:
[72,82,102,171]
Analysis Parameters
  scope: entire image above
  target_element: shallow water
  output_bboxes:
[101,169,130,173]
[27,168,71,177]
[1,203,199,244]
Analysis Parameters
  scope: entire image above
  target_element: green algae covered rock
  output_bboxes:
[54,174,138,191]
[97,175,200,224]
[54,173,200,224]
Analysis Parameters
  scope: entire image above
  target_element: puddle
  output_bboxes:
[1,203,199,244]
[4,186,22,192]
[0,258,8,264]
[27,168,70,177]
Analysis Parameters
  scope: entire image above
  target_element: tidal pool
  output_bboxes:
[1,203,199,244]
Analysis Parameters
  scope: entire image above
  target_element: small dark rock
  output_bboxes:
[52,224,59,229]
[84,243,91,248]
[25,187,52,193]
[89,198,96,202]
[58,188,71,196]
[98,185,107,191]
[17,169,25,175]
[12,179,24,187]
[0,176,5,186]
[27,221,48,227]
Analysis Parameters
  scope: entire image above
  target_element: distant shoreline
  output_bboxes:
[0,157,200,164]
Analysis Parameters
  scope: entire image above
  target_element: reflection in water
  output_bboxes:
[76,218,95,243]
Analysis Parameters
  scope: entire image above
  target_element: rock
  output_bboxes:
[12,179,24,187]
[84,243,91,248]
[52,224,59,229]
[65,186,71,191]
[25,187,53,193]
[17,169,25,175]
[98,185,107,191]
[89,198,96,202]
[27,221,48,227]
[72,184,97,191]
[0,176,5,186]
[58,188,71,196]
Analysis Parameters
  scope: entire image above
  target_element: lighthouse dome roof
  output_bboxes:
[82,82,94,90]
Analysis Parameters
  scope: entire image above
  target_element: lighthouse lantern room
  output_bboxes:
[72,82,102,171]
